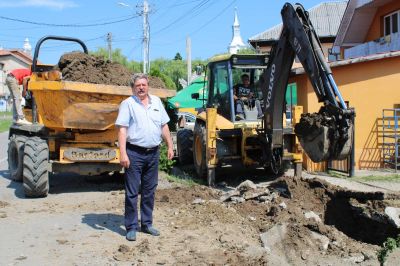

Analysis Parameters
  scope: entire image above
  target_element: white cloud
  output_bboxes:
[0,0,78,9]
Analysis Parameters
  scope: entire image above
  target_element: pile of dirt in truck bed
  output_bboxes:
[57,51,166,88]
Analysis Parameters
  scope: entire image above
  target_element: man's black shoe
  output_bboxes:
[126,230,136,241]
[141,226,160,236]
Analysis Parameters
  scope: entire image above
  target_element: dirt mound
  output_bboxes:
[57,51,166,88]
[228,176,400,264]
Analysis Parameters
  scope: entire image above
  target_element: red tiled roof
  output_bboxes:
[0,49,33,64]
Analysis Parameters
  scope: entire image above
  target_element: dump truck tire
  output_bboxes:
[8,135,28,182]
[23,137,49,198]
[177,129,193,165]
[193,123,207,179]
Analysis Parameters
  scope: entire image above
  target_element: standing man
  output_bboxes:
[5,68,32,125]
[116,73,174,241]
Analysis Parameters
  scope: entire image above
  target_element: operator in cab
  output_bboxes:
[233,73,263,120]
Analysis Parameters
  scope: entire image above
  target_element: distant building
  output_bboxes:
[249,1,348,64]
[228,8,247,54]
[0,45,33,97]
[333,0,400,60]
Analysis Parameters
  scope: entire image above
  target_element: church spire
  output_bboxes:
[228,7,246,54]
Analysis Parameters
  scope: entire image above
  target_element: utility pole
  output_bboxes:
[142,0,150,74]
[107,32,112,61]
[186,36,191,85]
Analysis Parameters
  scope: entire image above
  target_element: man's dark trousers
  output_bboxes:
[124,144,159,232]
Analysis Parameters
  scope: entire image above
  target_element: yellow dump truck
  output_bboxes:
[7,36,175,197]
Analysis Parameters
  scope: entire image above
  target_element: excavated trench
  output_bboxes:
[271,177,400,246]
[324,193,399,245]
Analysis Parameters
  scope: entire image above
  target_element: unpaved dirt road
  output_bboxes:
[1,131,400,265]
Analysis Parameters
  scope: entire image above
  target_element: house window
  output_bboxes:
[384,11,399,36]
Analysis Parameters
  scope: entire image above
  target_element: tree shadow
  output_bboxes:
[81,213,125,236]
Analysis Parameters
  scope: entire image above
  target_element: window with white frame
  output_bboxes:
[384,10,399,36]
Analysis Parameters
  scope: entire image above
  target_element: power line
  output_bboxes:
[151,0,234,45]
[152,0,211,35]
[190,0,237,36]
[0,14,139,27]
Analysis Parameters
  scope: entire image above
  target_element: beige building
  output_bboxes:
[0,49,33,98]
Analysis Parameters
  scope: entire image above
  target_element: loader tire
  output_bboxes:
[8,135,28,182]
[23,137,49,198]
[193,123,207,179]
[177,129,193,165]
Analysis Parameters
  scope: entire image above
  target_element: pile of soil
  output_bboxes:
[57,51,166,88]
[111,176,400,265]
[294,111,333,137]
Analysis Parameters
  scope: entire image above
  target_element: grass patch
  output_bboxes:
[0,119,12,133]
[327,170,400,182]
[353,174,400,182]
[165,174,205,186]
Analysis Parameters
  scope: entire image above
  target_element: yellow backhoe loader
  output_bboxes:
[177,3,355,186]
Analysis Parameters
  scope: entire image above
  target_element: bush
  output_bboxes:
[158,143,175,173]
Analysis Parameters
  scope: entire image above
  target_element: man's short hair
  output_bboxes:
[130,73,149,87]
[241,74,250,80]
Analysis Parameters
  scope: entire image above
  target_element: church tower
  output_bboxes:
[228,8,247,54]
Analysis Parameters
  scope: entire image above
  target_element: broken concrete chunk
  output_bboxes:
[230,196,245,204]
[236,180,257,192]
[260,223,288,252]
[304,211,322,223]
[385,207,400,228]
[192,198,205,205]
[310,231,330,250]
[279,202,287,209]
[219,190,241,202]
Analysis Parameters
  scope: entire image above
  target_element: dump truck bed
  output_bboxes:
[28,75,175,131]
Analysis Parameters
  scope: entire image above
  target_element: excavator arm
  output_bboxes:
[259,3,355,164]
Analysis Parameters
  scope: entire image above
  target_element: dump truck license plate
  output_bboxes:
[63,148,116,162]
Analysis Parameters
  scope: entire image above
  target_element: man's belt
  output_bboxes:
[126,143,159,152]
[7,73,15,78]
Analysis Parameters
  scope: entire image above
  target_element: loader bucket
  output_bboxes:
[294,112,353,162]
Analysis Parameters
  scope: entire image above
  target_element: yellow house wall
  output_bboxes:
[291,56,400,170]
[366,1,400,41]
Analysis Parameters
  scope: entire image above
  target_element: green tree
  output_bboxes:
[152,58,186,90]
[174,52,182,61]
[237,47,257,54]
[91,47,141,72]
[150,68,176,90]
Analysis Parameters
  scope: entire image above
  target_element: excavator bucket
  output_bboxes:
[294,111,353,162]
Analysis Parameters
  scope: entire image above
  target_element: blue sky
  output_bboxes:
[0,0,344,64]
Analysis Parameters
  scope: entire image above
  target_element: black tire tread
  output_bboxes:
[23,137,49,197]
[193,123,207,179]
[177,129,193,165]
[8,135,27,182]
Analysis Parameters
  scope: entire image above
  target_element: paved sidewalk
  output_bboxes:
[294,169,400,193]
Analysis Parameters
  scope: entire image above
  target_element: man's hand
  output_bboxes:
[167,146,174,160]
[120,152,130,168]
